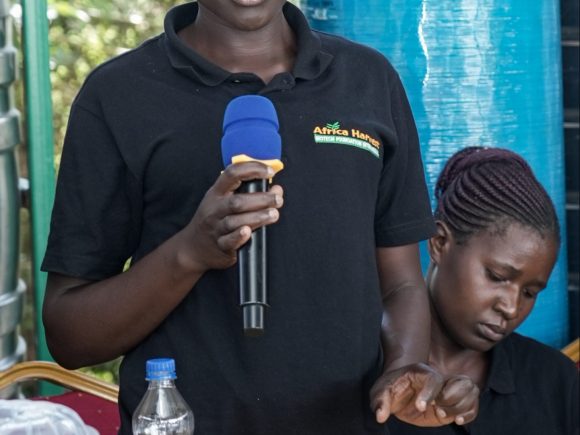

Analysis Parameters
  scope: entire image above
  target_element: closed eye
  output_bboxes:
[522,288,538,299]
[485,268,506,283]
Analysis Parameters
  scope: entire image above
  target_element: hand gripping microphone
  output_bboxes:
[221,95,284,337]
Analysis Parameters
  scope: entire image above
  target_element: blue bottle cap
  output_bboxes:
[145,358,176,381]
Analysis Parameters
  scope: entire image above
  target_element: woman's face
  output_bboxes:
[196,0,287,32]
[428,223,558,353]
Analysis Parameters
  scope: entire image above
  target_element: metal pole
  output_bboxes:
[0,0,27,399]
[21,0,56,366]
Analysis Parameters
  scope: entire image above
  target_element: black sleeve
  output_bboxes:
[41,101,142,280]
[374,72,435,247]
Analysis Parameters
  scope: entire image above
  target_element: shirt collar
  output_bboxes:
[162,2,333,87]
[485,337,516,395]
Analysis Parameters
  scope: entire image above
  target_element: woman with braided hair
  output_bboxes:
[388,147,579,434]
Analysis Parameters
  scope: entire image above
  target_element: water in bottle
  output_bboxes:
[132,358,194,435]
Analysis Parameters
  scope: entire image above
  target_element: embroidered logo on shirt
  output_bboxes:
[313,122,381,158]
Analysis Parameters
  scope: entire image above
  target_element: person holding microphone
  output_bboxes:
[42,1,477,433]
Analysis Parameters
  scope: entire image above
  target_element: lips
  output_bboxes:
[232,0,266,6]
[479,323,507,342]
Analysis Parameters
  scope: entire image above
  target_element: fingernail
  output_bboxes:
[267,167,275,176]
[275,195,283,206]
[436,408,446,418]
[455,416,465,425]
[418,400,427,411]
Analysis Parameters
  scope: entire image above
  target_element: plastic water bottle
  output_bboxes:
[132,358,194,435]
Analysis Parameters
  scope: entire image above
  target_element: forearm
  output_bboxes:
[376,245,431,371]
[43,163,282,368]
[380,284,430,370]
[43,230,205,369]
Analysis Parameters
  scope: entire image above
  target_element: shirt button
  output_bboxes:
[232,79,241,83]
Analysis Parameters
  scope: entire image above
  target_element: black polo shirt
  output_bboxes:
[42,2,435,434]
[387,333,579,435]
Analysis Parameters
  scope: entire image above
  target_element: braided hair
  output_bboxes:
[434,146,560,245]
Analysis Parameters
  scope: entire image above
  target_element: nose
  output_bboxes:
[494,287,520,320]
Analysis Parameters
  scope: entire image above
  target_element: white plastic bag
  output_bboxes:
[0,399,98,435]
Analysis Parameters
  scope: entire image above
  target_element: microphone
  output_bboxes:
[221,95,283,337]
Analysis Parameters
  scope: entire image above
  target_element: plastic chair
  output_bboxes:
[0,361,120,434]
[562,337,580,367]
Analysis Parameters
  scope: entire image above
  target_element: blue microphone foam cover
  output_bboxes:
[221,95,282,168]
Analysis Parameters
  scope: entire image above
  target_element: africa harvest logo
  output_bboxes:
[313,122,381,158]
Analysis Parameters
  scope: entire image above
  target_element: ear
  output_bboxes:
[428,221,454,264]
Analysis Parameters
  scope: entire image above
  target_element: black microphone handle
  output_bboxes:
[238,179,268,337]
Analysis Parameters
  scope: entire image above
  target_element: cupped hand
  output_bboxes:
[179,161,284,272]
[370,365,479,427]
[370,363,443,425]
[429,375,479,426]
